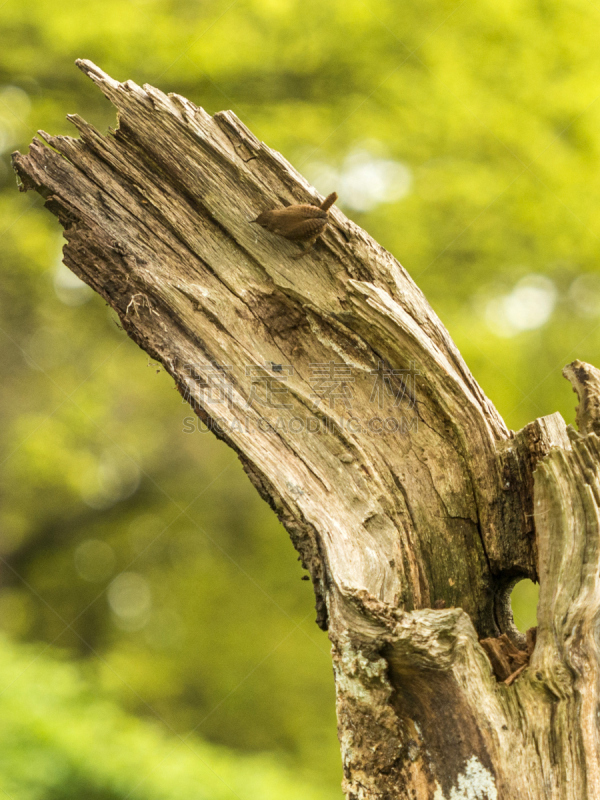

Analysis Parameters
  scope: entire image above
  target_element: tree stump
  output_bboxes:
[12,60,600,799]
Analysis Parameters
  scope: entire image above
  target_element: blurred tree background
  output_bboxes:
[1,0,600,796]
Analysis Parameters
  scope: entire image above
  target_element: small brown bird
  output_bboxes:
[251,192,338,257]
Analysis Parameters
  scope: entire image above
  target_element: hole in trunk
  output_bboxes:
[510,579,539,632]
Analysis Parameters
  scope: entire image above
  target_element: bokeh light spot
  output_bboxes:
[485,274,557,337]
[108,572,152,631]
[306,143,412,213]
[74,539,116,583]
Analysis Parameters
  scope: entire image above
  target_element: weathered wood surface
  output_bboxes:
[12,60,600,799]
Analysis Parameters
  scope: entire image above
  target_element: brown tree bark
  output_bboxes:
[12,60,600,799]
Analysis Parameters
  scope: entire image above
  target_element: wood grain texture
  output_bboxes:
[12,60,600,798]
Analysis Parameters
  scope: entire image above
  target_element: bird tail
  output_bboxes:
[320,192,338,212]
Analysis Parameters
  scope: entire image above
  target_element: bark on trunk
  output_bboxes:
[12,60,600,799]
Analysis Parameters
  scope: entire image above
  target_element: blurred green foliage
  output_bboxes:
[0,635,335,799]
[511,579,539,633]
[1,0,600,795]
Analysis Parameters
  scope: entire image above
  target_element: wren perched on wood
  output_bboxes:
[251,192,338,257]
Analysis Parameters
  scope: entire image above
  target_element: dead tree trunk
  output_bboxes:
[12,60,600,799]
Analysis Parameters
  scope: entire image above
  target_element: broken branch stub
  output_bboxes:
[12,60,600,798]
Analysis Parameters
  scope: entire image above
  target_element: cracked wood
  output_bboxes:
[13,61,600,799]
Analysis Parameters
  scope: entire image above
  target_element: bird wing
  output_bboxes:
[282,217,328,241]
[277,205,328,220]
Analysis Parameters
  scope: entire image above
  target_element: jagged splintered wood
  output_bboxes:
[12,60,600,799]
